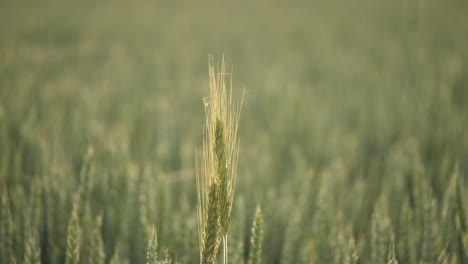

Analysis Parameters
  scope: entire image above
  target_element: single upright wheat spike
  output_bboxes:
[197,55,243,264]
[147,225,158,264]
[65,202,81,264]
[1,189,15,263]
[89,214,105,264]
[23,231,41,264]
[387,238,398,264]
[249,205,263,264]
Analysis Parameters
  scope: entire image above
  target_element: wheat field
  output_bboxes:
[0,0,467,263]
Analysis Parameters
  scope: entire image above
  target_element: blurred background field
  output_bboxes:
[0,0,467,263]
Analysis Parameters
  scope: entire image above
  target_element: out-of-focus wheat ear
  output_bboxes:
[89,214,105,264]
[163,248,172,264]
[463,234,468,264]
[346,236,359,264]
[435,248,450,264]
[109,248,121,264]
[299,239,316,264]
[454,167,466,233]
[248,205,263,264]
[421,198,439,263]
[80,204,92,262]
[146,225,158,264]
[371,202,390,264]
[313,174,333,263]
[399,197,417,263]
[23,232,41,264]
[110,245,130,264]
[12,185,25,260]
[387,238,398,264]
[442,170,457,252]
[25,177,42,240]
[454,167,467,263]
[139,171,153,238]
[0,189,15,264]
[65,202,81,264]
[334,224,359,264]
[457,176,468,262]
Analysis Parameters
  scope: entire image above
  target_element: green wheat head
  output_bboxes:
[196,55,243,264]
[147,225,158,264]
[65,202,81,264]
[1,189,15,264]
[387,239,398,264]
[89,214,105,264]
[248,205,263,264]
[24,232,41,264]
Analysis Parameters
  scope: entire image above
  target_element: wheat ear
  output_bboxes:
[197,55,243,264]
